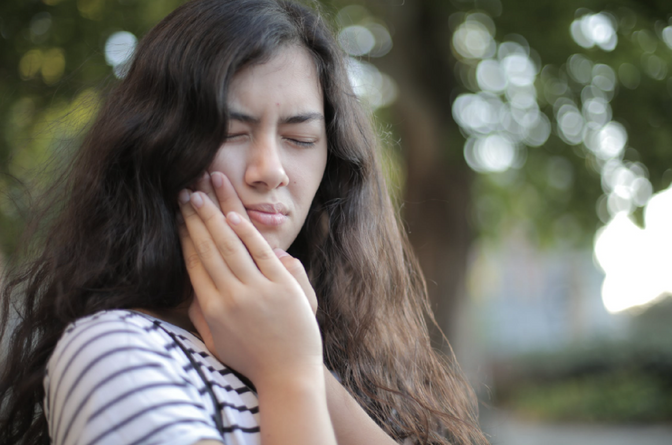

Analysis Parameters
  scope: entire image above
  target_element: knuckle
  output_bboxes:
[196,239,216,258]
[204,211,225,225]
[253,247,274,262]
[218,238,238,257]
[184,253,201,270]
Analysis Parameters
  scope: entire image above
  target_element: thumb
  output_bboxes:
[274,249,318,315]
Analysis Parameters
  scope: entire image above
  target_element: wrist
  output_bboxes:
[256,363,337,445]
[254,362,326,395]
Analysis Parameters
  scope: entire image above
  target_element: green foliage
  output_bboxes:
[509,370,672,422]
[496,341,672,423]
[450,0,672,247]
[494,297,672,422]
[0,0,182,256]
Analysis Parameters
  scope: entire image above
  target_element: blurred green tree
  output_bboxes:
[0,0,183,256]
[326,0,672,344]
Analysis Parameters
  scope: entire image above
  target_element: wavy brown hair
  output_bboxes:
[0,1,487,444]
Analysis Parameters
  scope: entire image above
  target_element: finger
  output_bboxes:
[275,249,318,315]
[177,213,219,306]
[210,172,249,221]
[179,189,239,291]
[225,211,287,282]
[189,191,261,284]
[195,171,220,212]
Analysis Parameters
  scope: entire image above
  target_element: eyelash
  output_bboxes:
[286,138,315,148]
[225,134,315,148]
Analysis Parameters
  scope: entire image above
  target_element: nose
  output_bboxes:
[244,135,289,190]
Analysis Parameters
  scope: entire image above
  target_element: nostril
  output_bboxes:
[244,161,288,190]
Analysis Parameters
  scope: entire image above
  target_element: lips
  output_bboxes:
[245,203,288,227]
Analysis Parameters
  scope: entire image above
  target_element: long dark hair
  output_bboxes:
[0,1,487,444]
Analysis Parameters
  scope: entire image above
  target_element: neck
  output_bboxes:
[133,302,196,335]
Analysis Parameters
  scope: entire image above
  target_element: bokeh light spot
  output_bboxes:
[642,54,667,80]
[635,29,657,53]
[77,0,105,21]
[571,12,617,51]
[41,48,65,85]
[30,12,52,39]
[339,25,375,57]
[591,63,616,92]
[453,15,496,60]
[582,97,611,126]
[346,58,397,109]
[476,59,507,93]
[523,111,551,147]
[464,134,518,173]
[501,54,537,87]
[663,26,672,50]
[567,54,593,84]
[598,159,655,221]
[366,23,393,57]
[556,103,584,145]
[596,121,627,160]
[595,185,672,313]
[19,50,43,80]
[105,31,137,78]
[453,93,503,135]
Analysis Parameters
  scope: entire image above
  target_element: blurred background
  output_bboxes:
[1,0,672,443]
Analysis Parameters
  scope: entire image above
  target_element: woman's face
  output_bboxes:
[209,45,328,251]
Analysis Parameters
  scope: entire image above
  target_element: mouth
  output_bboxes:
[245,203,288,227]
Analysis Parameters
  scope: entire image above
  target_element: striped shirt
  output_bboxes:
[44,309,260,445]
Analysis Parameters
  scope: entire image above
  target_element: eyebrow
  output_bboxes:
[228,110,324,125]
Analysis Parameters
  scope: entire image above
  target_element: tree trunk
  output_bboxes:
[374,1,474,348]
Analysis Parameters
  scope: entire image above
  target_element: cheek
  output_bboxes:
[290,155,326,202]
[208,148,244,180]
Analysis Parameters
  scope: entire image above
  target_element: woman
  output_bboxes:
[0,0,487,444]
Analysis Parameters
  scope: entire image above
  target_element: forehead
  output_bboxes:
[227,46,323,113]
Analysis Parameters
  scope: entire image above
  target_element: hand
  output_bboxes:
[186,172,317,325]
[177,181,321,386]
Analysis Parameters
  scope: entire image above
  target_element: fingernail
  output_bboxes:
[191,192,204,208]
[178,189,190,204]
[227,211,241,225]
[273,248,289,258]
[212,172,223,189]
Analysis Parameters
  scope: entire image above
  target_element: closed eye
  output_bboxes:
[285,138,316,147]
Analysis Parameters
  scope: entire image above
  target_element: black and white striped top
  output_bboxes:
[44,310,260,445]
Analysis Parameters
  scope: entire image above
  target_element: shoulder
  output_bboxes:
[47,310,173,380]
[44,310,224,445]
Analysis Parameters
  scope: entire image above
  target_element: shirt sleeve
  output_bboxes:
[44,313,224,445]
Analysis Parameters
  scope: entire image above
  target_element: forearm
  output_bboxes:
[256,367,337,445]
[324,366,399,445]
